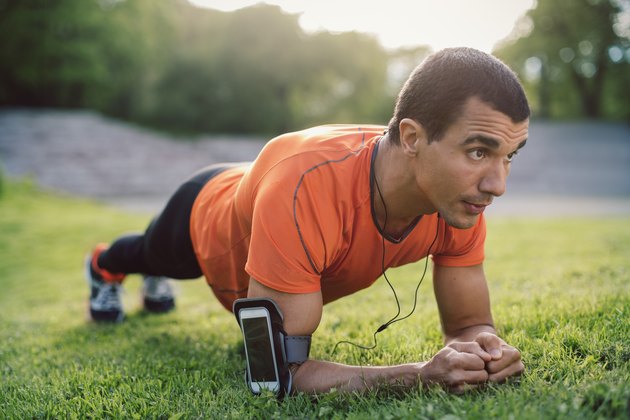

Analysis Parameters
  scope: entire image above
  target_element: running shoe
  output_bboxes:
[142,276,175,313]
[85,244,126,322]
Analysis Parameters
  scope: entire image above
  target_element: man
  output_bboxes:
[85,47,530,394]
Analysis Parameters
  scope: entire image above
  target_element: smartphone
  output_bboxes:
[238,307,281,393]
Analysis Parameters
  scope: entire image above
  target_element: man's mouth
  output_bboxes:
[463,200,491,214]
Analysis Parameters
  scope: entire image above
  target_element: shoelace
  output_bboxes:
[94,284,122,310]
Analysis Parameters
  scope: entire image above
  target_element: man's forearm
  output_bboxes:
[291,359,425,394]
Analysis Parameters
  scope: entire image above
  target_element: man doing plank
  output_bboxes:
[85,47,529,394]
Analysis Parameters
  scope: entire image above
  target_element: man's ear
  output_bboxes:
[399,118,427,157]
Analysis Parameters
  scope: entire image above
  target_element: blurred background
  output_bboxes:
[0,0,629,215]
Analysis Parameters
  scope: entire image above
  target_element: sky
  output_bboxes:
[188,0,536,52]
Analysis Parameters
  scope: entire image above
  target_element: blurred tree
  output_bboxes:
[0,0,171,118]
[0,1,414,134]
[145,4,392,134]
[98,0,174,120]
[145,4,312,134]
[141,3,228,133]
[291,31,390,128]
[386,46,432,95]
[495,0,630,119]
[213,4,308,133]
[0,0,107,107]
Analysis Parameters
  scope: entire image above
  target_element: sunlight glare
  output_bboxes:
[188,0,535,52]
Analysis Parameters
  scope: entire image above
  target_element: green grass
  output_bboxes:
[1,180,629,419]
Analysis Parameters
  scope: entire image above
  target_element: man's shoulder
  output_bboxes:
[247,125,378,220]
[269,124,385,150]
[252,124,382,187]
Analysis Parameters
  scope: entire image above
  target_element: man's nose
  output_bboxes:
[479,161,507,197]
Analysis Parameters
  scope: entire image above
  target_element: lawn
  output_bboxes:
[1,180,629,419]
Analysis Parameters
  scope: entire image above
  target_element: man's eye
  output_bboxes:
[468,149,486,161]
[506,150,519,162]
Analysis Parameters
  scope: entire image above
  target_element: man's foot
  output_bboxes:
[85,244,126,323]
[142,276,175,313]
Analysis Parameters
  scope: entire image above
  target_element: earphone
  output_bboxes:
[331,163,440,355]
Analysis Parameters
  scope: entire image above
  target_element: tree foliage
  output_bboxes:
[494,0,630,119]
[0,0,401,134]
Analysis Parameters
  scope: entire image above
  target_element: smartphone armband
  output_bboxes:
[233,297,311,398]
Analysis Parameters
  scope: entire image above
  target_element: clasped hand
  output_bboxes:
[420,332,524,393]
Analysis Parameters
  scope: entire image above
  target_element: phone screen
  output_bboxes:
[242,317,277,382]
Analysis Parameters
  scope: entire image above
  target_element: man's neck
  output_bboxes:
[372,135,433,238]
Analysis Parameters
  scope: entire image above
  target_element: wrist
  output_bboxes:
[408,361,429,387]
[376,362,428,388]
[445,324,497,344]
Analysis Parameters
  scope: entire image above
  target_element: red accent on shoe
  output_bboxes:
[91,243,126,283]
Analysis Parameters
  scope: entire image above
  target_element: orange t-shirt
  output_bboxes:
[190,125,485,311]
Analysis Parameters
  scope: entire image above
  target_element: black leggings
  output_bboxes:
[98,164,238,279]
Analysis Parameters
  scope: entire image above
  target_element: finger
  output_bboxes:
[456,352,488,371]
[442,367,488,393]
[423,347,488,389]
[488,360,525,383]
[475,332,504,360]
[449,341,492,362]
[448,367,489,389]
[462,368,490,384]
[486,346,521,374]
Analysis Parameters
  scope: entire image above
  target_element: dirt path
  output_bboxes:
[1,108,629,216]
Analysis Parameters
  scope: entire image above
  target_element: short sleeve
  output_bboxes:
[432,215,486,267]
[245,166,342,294]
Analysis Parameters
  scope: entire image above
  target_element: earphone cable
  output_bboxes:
[331,169,393,355]
[372,174,439,329]
[331,167,440,355]
[382,224,439,327]
[374,170,402,326]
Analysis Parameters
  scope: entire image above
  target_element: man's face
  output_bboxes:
[413,97,529,229]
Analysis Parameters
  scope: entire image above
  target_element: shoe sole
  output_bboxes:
[84,298,125,323]
[143,297,175,313]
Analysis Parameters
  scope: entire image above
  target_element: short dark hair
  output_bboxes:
[387,47,530,144]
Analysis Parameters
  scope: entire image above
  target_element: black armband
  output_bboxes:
[233,297,311,398]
